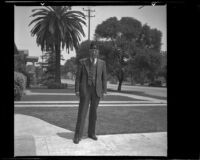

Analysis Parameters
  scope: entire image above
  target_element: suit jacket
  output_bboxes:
[75,58,107,98]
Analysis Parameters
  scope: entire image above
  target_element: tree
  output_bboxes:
[136,23,162,51]
[95,17,142,91]
[63,57,77,79]
[158,64,167,84]
[119,17,142,41]
[35,66,43,82]
[14,52,26,73]
[14,45,31,88]
[29,6,86,84]
[76,40,91,62]
[95,17,162,89]
[130,24,162,84]
[41,50,65,81]
[95,17,120,41]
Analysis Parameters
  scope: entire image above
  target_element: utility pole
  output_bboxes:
[83,7,95,41]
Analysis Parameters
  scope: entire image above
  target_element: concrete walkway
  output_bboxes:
[15,114,167,156]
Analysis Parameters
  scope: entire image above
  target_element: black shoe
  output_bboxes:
[88,135,98,140]
[73,137,80,144]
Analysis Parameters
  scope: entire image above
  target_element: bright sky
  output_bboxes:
[14,5,166,65]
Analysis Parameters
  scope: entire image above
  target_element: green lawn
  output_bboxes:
[29,88,75,93]
[15,106,167,135]
[21,95,141,101]
[108,89,167,100]
[28,88,166,100]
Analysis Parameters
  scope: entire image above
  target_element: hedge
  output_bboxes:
[47,82,68,89]
[41,78,68,89]
[14,71,27,101]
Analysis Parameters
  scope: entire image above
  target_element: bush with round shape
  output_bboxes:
[14,71,27,101]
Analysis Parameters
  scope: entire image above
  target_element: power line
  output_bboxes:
[83,7,95,41]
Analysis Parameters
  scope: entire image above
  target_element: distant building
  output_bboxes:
[14,43,19,55]
[18,49,29,56]
[17,48,39,86]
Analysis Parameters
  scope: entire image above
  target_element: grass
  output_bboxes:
[15,106,167,136]
[108,89,167,100]
[28,87,166,100]
[29,88,75,93]
[21,95,141,101]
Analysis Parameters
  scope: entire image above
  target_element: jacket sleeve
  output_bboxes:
[75,61,82,93]
[102,61,107,93]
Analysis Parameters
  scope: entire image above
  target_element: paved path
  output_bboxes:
[15,114,167,156]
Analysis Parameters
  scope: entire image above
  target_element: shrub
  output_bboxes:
[14,71,27,101]
[149,80,162,87]
[47,82,68,89]
[14,83,22,101]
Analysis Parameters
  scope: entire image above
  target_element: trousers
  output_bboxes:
[74,83,100,139]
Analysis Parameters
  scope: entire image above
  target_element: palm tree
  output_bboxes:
[29,6,86,84]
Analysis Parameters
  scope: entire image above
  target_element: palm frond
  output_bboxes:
[30,9,49,17]
[63,10,86,19]
[29,6,86,53]
[29,16,45,26]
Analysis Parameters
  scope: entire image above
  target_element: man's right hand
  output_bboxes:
[75,92,80,97]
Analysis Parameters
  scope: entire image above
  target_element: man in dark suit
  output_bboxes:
[73,42,107,144]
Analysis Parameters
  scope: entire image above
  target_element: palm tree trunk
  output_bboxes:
[55,44,61,84]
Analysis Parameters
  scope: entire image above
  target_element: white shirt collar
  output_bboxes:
[90,58,97,64]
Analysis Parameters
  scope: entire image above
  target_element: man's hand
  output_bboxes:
[75,92,80,97]
[102,92,107,98]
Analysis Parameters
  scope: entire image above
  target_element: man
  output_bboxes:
[73,42,107,144]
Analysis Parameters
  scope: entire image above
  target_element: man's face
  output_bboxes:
[89,49,99,59]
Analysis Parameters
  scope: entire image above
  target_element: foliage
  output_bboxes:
[42,50,56,79]
[158,65,167,83]
[95,17,142,90]
[29,6,86,84]
[35,66,44,82]
[149,80,162,87]
[136,24,162,51]
[95,17,120,40]
[128,47,162,84]
[41,50,65,83]
[76,40,91,61]
[14,71,27,101]
[46,81,68,89]
[39,74,53,86]
[63,57,77,78]
[95,16,162,89]
[14,83,22,101]
[119,17,142,41]
[14,52,27,73]
[14,46,32,88]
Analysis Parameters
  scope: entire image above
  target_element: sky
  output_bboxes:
[14,5,166,65]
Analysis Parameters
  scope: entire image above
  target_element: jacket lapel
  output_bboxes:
[97,59,101,77]
[83,58,90,75]
[83,58,101,76]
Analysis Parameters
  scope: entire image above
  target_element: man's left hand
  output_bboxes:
[102,93,107,98]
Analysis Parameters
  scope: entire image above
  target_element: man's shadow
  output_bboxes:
[57,132,87,140]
